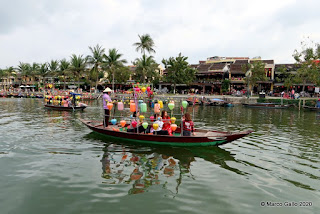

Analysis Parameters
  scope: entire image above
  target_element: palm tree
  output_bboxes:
[134,55,158,83]
[103,48,127,91]
[133,34,156,55]
[17,62,31,85]
[68,54,87,91]
[38,63,49,88]
[59,59,70,90]
[87,44,105,92]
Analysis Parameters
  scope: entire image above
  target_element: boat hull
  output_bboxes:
[80,119,252,147]
[303,106,320,111]
[243,103,291,109]
[44,104,86,111]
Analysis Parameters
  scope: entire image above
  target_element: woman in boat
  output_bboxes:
[182,113,194,136]
[161,110,172,136]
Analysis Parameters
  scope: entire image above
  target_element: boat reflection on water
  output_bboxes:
[85,132,245,195]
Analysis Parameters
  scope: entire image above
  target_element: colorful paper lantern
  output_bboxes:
[142,122,148,129]
[168,102,175,110]
[150,116,154,122]
[154,103,160,113]
[139,115,145,121]
[107,103,113,110]
[130,103,136,112]
[171,124,177,131]
[158,100,163,108]
[147,86,151,92]
[111,119,117,125]
[117,102,124,111]
[153,123,159,130]
[120,120,126,127]
[182,101,188,108]
[140,103,147,113]
[141,87,146,93]
[132,120,138,128]
[171,117,176,124]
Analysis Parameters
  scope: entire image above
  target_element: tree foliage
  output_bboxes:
[162,53,196,94]
[133,34,156,55]
[133,54,159,83]
[243,60,267,90]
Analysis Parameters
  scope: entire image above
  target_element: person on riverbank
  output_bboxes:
[182,113,194,136]
[102,88,113,127]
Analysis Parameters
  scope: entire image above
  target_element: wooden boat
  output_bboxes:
[44,104,86,111]
[201,98,233,107]
[80,119,252,147]
[243,103,291,109]
[303,106,320,111]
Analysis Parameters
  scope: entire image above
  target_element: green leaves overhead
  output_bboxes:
[133,34,156,55]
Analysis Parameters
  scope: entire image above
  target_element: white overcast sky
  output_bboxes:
[1,0,320,68]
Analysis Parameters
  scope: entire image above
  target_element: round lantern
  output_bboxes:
[120,120,126,127]
[107,103,113,110]
[141,87,146,93]
[131,120,138,128]
[142,122,148,129]
[171,117,176,124]
[168,102,175,110]
[171,124,177,131]
[153,123,159,130]
[111,119,117,125]
[182,101,188,108]
[139,115,145,121]
[158,100,163,108]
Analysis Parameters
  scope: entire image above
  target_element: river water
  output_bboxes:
[0,98,319,214]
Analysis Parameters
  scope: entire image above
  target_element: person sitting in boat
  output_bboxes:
[152,114,170,135]
[161,110,172,136]
[182,113,194,136]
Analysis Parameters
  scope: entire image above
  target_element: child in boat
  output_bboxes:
[182,113,194,136]
[150,114,164,133]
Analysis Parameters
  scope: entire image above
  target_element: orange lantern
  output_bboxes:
[130,103,136,112]
[107,103,113,110]
[120,120,126,127]
[171,124,177,131]
[154,103,160,113]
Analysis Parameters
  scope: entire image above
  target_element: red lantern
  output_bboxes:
[131,120,137,128]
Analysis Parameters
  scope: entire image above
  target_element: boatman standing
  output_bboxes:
[102,87,113,127]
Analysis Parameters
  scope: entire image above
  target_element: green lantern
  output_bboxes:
[140,103,147,113]
[142,122,148,129]
[182,101,188,108]
[168,102,175,110]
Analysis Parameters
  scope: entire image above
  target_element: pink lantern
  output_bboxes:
[132,120,137,128]
[147,86,151,92]
[150,116,154,122]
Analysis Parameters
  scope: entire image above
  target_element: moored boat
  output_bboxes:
[302,106,320,111]
[243,103,292,109]
[44,104,86,111]
[80,119,252,147]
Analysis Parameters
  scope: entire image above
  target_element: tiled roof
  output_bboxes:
[230,64,246,74]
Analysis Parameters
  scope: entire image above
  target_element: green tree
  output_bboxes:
[87,44,106,91]
[59,59,70,90]
[243,60,267,93]
[48,60,59,76]
[68,54,87,90]
[17,62,31,85]
[162,53,196,94]
[38,63,50,87]
[133,55,159,84]
[133,34,156,55]
[103,48,127,91]
[293,41,320,92]
[106,66,131,85]
[275,65,296,92]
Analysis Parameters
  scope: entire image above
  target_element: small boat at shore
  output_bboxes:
[201,98,234,107]
[303,106,320,111]
[243,103,292,109]
[80,119,252,147]
[44,104,86,111]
